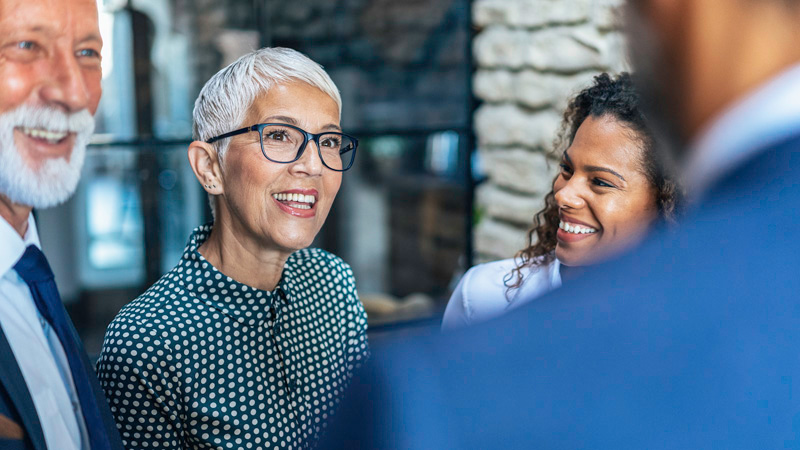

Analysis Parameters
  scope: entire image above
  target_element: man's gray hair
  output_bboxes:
[193,47,342,158]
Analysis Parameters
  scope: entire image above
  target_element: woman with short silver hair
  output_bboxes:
[97,47,368,449]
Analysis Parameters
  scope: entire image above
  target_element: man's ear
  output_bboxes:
[188,141,223,194]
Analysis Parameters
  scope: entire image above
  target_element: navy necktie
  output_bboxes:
[14,245,111,450]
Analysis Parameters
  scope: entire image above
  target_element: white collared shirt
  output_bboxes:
[0,214,85,450]
[687,63,800,200]
[442,257,562,330]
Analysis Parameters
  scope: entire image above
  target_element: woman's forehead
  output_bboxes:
[245,82,339,124]
[568,115,647,174]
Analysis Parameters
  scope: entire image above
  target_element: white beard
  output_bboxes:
[0,105,95,209]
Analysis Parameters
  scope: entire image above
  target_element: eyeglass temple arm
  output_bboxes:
[339,137,358,155]
[206,125,260,144]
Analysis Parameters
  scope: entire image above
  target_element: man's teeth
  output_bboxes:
[21,127,68,143]
[272,193,316,209]
[559,220,598,234]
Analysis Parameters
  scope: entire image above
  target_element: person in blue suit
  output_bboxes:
[325,0,800,448]
[0,0,123,448]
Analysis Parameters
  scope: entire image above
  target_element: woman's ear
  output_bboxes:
[188,141,223,194]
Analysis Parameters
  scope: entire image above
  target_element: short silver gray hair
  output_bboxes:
[192,47,342,220]
[193,47,342,158]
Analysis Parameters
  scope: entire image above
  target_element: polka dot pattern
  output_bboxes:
[96,225,369,449]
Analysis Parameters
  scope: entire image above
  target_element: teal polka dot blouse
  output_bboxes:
[96,225,369,449]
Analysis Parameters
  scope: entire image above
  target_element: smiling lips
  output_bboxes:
[272,192,316,210]
[15,126,75,159]
[557,219,599,243]
[559,220,597,234]
[19,127,69,144]
[272,190,318,218]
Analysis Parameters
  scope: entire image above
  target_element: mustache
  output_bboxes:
[5,104,95,135]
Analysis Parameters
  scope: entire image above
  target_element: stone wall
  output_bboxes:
[471,0,628,262]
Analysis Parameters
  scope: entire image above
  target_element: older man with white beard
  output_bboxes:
[0,0,124,449]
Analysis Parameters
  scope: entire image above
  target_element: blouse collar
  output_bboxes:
[177,224,295,327]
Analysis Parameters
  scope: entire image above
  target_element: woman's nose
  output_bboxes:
[554,178,586,209]
[291,140,324,176]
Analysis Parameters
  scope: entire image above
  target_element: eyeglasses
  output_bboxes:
[206,123,358,172]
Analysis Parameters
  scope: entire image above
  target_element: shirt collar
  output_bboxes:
[178,224,295,326]
[551,258,562,287]
[0,213,41,278]
[686,62,800,200]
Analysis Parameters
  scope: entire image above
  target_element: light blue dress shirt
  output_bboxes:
[0,214,88,450]
[442,256,562,330]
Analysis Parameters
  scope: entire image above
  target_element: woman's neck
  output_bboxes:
[198,221,291,292]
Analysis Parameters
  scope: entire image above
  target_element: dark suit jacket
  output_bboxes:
[0,304,124,449]
[326,133,800,449]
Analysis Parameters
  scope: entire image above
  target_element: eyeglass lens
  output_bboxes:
[259,124,356,170]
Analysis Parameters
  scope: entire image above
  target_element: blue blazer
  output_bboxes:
[0,308,124,449]
[325,133,800,449]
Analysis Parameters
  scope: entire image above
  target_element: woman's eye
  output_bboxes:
[592,178,615,188]
[559,163,572,175]
[320,137,341,148]
[265,131,289,141]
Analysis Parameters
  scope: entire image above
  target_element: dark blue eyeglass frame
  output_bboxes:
[206,122,358,172]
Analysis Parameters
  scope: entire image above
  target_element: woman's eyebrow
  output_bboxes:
[261,115,341,131]
[263,115,299,125]
[585,165,626,182]
[321,123,341,132]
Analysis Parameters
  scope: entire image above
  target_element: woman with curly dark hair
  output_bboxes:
[443,72,681,330]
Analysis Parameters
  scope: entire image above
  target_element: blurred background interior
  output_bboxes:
[38,0,629,353]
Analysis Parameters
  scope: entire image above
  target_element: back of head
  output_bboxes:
[626,0,800,157]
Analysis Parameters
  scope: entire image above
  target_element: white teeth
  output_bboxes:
[559,220,597,234]
[272,192,317,206]
[21,127,68,143]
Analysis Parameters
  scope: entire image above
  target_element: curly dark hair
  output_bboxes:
[505,72,681,292]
